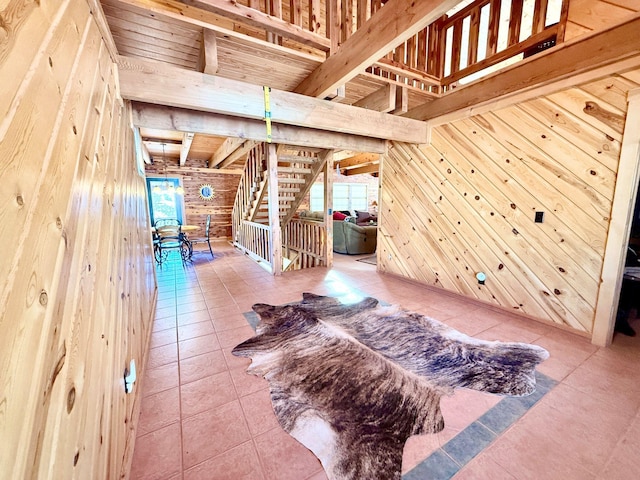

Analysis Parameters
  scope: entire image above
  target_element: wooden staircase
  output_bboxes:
[232,142,332,274]
[245,145,327,226]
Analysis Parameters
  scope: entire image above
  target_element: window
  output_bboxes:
[310,183,368,213]
[146,177,185,225]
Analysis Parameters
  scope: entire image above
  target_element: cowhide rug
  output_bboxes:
[232,293,548,480]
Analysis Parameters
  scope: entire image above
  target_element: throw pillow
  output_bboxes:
[333,211,347,220]
[356,210,372,223]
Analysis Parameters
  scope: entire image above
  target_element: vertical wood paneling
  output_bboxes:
[379,71,640,335]
[0,1,155,478]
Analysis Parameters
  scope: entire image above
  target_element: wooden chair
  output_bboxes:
[189,215,214,258]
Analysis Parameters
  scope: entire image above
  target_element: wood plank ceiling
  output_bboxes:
[100,0,442,171]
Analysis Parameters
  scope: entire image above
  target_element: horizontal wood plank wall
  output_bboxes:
[0,0,155,478]
[145,158,241,238]
[379,71,640,334]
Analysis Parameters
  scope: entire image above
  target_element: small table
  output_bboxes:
[179,225,201,260]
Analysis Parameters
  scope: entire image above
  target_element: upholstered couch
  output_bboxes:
[333,211,378,255]
[333,220,377,254]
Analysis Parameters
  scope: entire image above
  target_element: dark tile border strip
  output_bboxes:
[403,372,557,479]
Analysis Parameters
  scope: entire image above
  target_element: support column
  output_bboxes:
[267,143,283,275]
[324,150,335,268]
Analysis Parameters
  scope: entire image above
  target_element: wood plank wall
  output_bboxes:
[379,69,640,334]
[565,0,640,40]
[145,158,241,238]
[0,0,156,478]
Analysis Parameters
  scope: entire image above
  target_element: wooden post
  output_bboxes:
[324,150,334,268]
[326,0,341,55]
[267,143,283,274]
[592,89,640,346]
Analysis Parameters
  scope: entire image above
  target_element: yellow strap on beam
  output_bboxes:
[263,86,272,143]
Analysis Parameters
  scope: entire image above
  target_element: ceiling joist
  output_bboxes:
[180,132,195,166]
[209,137,245,168]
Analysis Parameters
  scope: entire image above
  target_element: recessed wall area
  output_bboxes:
[144,158,241,238]
[378,69,640,334]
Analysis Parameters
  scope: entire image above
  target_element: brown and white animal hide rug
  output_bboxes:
[232,293,548,480]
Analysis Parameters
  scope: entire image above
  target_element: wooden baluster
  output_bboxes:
[357,0,371,28]
[556,0,570,43]
[394,42,405,65]
[342,0,353,42]
[487,0,501,55]
[508,0,524,46]
[407,34,417,69]
[266,0,283,45]
[309,0,322,33]
[326,0,341,54]
[290,0,302,27]
[417,27,427,73]
[532,0,549,34]
[450,19,463,74]
[468,6,481,66]
[427,17,445,80]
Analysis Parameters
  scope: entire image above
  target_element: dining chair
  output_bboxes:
[155,224,189,265]
[189,215,214,258]
[154,218,181,228]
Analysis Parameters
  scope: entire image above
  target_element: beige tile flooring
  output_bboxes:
[130,240,640,480]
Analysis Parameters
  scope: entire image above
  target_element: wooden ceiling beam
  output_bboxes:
[119,56,428,144]
[180,132,195,166]
[344,163,380,176]
[293,0,459,99]
[354,84,396,113]
[336,153,380,169]
[209,137,245,168]
[131,103,388,153]
[133,127,151,164]
[405,13,640,123]
[218,140,257,168]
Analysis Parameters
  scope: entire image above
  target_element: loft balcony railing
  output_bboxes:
[235,0,569,95]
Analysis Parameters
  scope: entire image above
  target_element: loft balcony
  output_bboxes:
[102,0,571,112]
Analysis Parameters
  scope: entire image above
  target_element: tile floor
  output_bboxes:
[130,240,640,480]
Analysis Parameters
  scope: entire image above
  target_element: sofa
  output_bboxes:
[332,211,378,255]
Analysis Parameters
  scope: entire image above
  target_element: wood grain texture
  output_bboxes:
[379,72,640,335]
[145,158,239,238]
[0,1,155,478]
[566,0,639,40]
[118,55,429,143]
